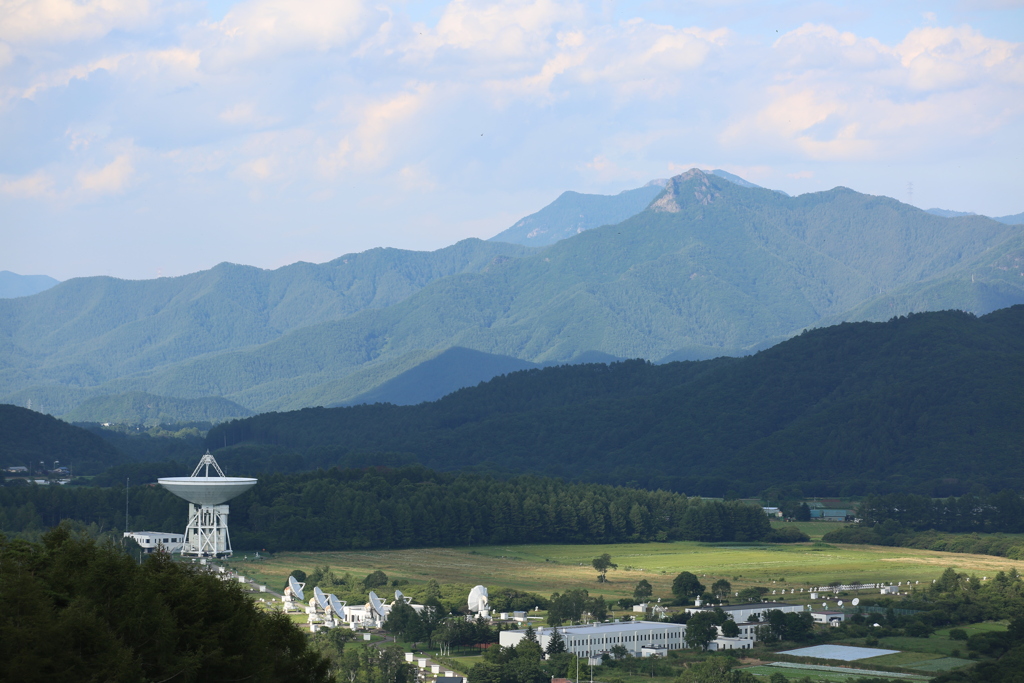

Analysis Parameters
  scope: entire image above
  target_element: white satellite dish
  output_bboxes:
[838,600,844,607]
[289,575,305,602]
[468,585,489,613]
[329,594,346,615]
[822,602,827,608]
[315,586,330,610]
[852,598,860,606]
[369,591,385,618]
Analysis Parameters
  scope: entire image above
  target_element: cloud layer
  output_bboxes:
[1,0,1023,279]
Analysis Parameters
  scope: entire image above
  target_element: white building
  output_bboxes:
[500,621,687,659]
[687,602,805,624]
[124,531,185,554]
[811,610,846,626]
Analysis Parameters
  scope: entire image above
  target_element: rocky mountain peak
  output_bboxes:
[650,168,722,213]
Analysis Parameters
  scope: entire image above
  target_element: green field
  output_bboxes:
[739,664,928,681]
[228,540,1024,604]
[770,521,851,541]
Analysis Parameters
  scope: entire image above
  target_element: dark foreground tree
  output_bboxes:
[672,571,706,601]
[0,525,331,683]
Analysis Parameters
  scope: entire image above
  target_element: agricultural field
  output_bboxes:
[769,520,850,541]
[229,539,1024,603]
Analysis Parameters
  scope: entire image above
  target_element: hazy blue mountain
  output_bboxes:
[3,169,1023,416]
[489,182,665,246]
[490,169,774,248]
[336,347,539,406]
[926,208,977,218]
[63,392,254,425]
[996,212,1024,225]
[0,271,59,299]
[0,239,530,414]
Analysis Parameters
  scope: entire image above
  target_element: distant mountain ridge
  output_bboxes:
[0,271,59,299]
[207,306,1024,495]
[2,169,1023,421]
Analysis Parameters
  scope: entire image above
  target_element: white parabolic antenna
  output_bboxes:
[158,452,257,505]
[395,589,408,604]
[315,586,330,610]
[852,598,860,606]
[468,585,489,613]
[289,575,305,603]
[158,452,257,559]
[329,595,346,615]
[369,591,385,618]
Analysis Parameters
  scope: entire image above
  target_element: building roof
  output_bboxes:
[518,621,682,637]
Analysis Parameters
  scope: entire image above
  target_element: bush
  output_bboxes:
[949,628,968,641]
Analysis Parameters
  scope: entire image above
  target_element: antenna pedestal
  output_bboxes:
[182,503,233,558]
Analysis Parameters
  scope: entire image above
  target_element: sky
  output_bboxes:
[1,0,1023,281]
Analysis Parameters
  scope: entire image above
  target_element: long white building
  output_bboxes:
[500,621,687,659]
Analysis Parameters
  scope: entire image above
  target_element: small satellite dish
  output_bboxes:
[289,575,305,602]
[838,600,844,607]
[329,594,346,615]
[315,586,330,610]
[822,602,827,608]
[369,591,385,618]
[852,598,860,606]
[395,589,405,603]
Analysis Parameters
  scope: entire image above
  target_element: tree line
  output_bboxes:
[0,466,773,550]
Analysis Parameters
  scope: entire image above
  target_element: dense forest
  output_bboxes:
[0,526,331,682]
[205,307,1024,496]
[0,404,126,475]
[0,467,775,550]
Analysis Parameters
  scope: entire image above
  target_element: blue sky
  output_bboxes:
[2,0,1023,280]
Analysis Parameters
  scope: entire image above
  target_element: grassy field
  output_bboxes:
[228,540,1024,604]
[770,521,850,542]
[739,664,928,681]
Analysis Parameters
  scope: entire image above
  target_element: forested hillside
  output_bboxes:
[64,392,253,424]
[3,169,1022,418]
[0,239,531,414]
[207,306,1024,495]
[0,467,774,550]
[0,405,126,474]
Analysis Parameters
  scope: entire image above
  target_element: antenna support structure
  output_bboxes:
[158,451,257,559]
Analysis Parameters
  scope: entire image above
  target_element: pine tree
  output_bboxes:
[545,628,566,656]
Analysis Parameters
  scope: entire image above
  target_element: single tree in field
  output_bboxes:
[711,579,732,600]
[633,579,653,602]
[592,554,617,583]
[671,571,705,601]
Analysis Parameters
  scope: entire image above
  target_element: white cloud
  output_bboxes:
[77,153,134,193]
[202,0,370,65]
[0,0,155,45]
[0,170,56,198]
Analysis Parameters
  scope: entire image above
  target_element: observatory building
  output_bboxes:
[158,452,257,558]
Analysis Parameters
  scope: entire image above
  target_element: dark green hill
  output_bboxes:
[207,306,1024,496]
[0,404,126,474]
[489,182,664,246]
[62,392,253,424]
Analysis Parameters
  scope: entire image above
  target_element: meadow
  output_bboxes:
[229,532,1024,603]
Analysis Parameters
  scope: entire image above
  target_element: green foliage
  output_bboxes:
[205,306,1024,495]
[592,553,617,582]
[676,656,758,682]
[0,525,331,683]
[683,612,718,650]
[547,589,606,626]
[64,392,253,425]
[0,405,126,475]
[672,572,706,600]
[633,579,653,601]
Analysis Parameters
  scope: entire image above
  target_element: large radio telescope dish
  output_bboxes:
[158,451,257,505]
[315,586,330,610]
[468,585,489,613]
[289,575,305,602]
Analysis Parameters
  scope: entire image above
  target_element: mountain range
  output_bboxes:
[2,169,1022,421]
[201,305,1024,496]
[0,271,60,299]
